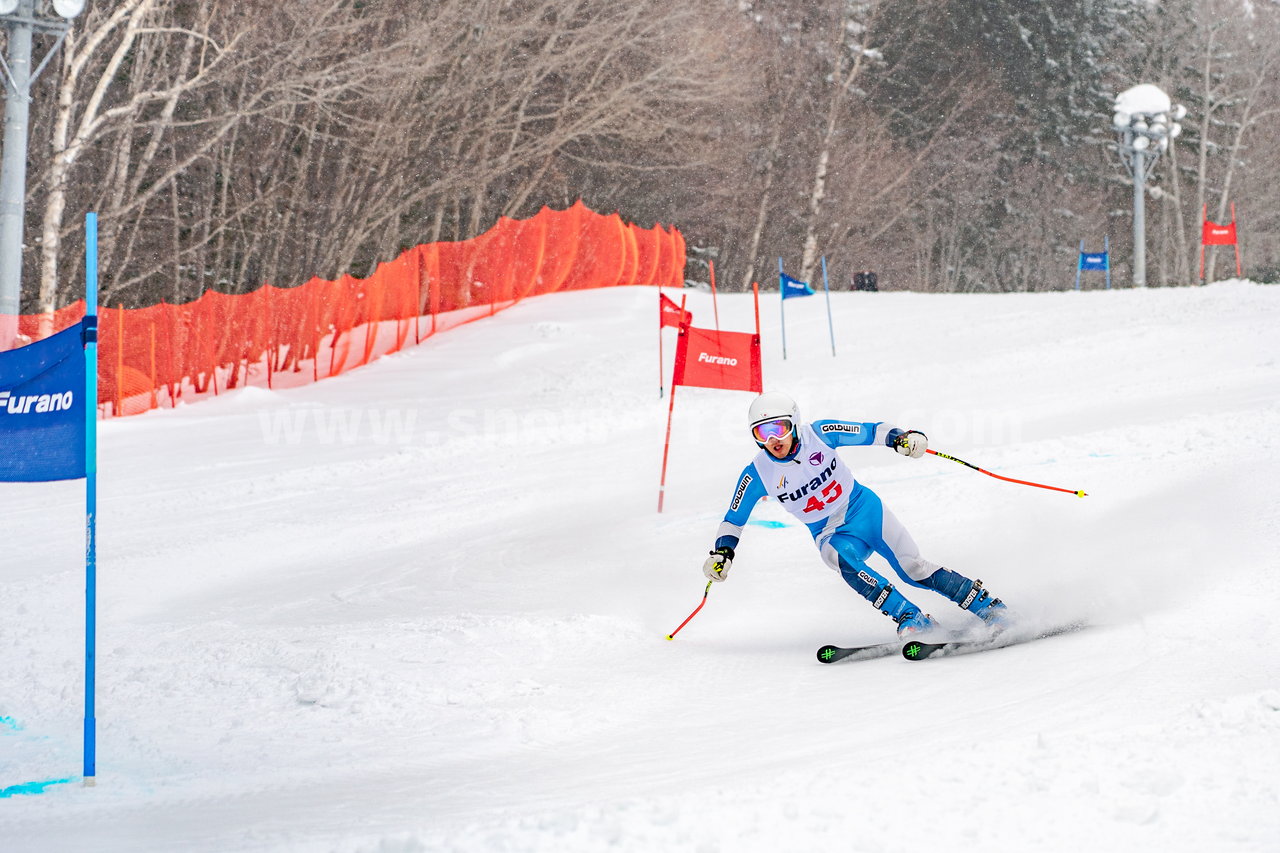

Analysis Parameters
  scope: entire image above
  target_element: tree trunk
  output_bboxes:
[740,124,781,293]
[37,0,153,334]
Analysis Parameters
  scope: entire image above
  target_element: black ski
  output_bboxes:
[816,642,900,664]
[901,621,1087,662]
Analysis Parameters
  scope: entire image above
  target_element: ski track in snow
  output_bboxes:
[2,282,1279,852]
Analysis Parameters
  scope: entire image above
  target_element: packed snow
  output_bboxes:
[2,281,1279,852]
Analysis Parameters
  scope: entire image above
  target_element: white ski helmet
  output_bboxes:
[747,392,799,442]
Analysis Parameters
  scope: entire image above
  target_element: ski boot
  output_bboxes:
[895,608,940,640]
[838,561,942,640]
[924,569,1011,633]
[964,580,1010,632]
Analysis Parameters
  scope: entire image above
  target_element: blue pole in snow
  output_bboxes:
[84,212,98,782]
[778,257,787,360]
[1105,235,1111,290]
[820,256,835,357]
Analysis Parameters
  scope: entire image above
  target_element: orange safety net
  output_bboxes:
[19,201,685,417]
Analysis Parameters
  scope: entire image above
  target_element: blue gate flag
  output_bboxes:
[780,272,815,299]
[0,320,88,482]
[1075,236,1112,291]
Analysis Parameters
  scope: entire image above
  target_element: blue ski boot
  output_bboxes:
[923,569,1010,632]
[964,580,1010,631]
[838,560,940,638]
[895,608,940,640]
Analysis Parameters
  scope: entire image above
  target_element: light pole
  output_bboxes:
[1113,84,1184,288]
[0,0,84,351]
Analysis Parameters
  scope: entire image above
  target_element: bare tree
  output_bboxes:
[795,1,887,284]
[1196,0,1280,280]
[34,0,247,329]
[16,0,1280,316]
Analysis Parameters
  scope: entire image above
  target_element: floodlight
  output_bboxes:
[52,0,84,18]
[0,0,19,15]
[1173,104,1187,120]
[1113,84,1174,289]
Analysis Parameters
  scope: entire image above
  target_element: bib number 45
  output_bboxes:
[803,480,843,514]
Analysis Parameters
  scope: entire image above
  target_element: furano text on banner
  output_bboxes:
[0,321,88,482]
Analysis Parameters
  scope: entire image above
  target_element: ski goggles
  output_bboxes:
[751,418,794,444]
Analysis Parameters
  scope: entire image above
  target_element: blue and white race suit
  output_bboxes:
[714,419,942,595]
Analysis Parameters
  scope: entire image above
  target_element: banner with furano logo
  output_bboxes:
[0,321,87,481]
[656,286,764,512]
[4,212,101,786]
[671,324,761,393]
[1199,202,1243,281]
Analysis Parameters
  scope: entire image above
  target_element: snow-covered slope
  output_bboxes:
[3,282,1279,852]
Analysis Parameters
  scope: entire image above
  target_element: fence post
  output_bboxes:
[149,322,157,410]
[115,305,123,416]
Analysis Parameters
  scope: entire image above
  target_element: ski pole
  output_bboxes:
[926,449,1087,497]
[666,580,713,640]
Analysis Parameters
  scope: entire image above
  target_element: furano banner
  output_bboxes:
[0,321,88,482]
[672,324,761,394]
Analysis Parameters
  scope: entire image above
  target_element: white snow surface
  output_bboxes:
[3,282,1280,852]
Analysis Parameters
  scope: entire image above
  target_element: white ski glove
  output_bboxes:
[703,547,734,582]
[893,429,928,459]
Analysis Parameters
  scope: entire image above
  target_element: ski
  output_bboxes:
[901,621,1087,662]
[816,641,900,664]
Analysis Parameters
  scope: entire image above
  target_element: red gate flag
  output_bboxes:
[672,324,762,393]
[660,292,692,329]
[1200,203,1243,280]
[1201,220,1237,246]
[659,322,763,511]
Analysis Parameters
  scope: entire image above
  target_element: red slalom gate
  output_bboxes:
[1200,203,1243,281]
[657,285,763,512]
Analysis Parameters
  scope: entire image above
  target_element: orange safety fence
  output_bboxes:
[18,201,685,417]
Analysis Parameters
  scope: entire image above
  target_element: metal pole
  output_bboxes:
[1105,235,1111,290]
[778,257,787,360]
[1132,145,1146,288]
[0,0,34,351]
[1075,239,1083,291]
[820,255,835,357]
[83,211,98,783]
[657,312,683,513]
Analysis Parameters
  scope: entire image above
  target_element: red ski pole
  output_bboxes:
[666,580,713,640]
[927,449,1087,497]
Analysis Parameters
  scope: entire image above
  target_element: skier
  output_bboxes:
[702,391,1008,638]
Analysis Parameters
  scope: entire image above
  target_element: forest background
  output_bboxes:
[10,0,1280,316]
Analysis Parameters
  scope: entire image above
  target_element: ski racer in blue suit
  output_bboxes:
[703,391,1008,638]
